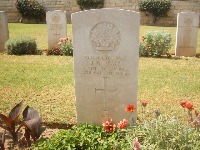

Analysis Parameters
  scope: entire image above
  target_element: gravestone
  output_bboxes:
[72,9,140,125]
[46,10,67,49]
[0,11,9,52]
[175,12,199,57]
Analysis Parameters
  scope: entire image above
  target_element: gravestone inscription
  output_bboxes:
[72,9,140,125]
[175,12,199,56]
[0,11,9,52]
[46,10,67,49]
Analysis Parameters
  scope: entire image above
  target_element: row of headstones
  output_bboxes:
[0,10,199,56]
[0,9,199,125]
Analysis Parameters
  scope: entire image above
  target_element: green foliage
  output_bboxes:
[5,36,37,55]
[77,0,104,10]
[139,0,171,24]
[34,124,131,149]
[59,38,73,56]
[133,115,200,149]
[15,0,46,21]
[139,31,172,57]
[34,115,200,149]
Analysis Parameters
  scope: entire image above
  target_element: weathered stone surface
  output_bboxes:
[46,10,67,49]
[175,12,199,56]
[72,9,140,125]
[0,11,9,52]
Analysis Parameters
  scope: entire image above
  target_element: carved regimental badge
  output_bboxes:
[51,13,60,23]
[90,22,120,53]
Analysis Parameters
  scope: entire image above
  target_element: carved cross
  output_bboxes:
[95,77,117,111]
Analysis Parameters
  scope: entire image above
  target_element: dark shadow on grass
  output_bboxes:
[43,122,75,130]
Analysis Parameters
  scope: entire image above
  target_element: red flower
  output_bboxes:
[185,102,194,110]
[102,119,116,133]
[141,100,147,107]
[180,100,187,108]
[117,119,128,129]
[141,35,145,41]
[125,104,136,112]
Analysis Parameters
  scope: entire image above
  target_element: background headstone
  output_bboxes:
[72,9,140,125]
[175,12,199,57]
[0,11,9,52]
[46,10,67,49]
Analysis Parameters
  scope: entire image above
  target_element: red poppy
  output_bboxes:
[117,119,128,129]
[125,104,136,112]
[141,100,147,107]
[185,102,194,110]
[180,100,187,108]
[102,119,116,133]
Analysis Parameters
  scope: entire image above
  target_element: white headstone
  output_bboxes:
[46,10,67,49]
[72,9,140,125]
[0,11,9,52]
[175,12,199,57]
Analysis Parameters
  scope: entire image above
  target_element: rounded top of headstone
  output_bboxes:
[90,22,120,53]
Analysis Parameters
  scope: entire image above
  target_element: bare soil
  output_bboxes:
[0,127,59,150]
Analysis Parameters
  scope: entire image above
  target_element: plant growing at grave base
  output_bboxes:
[58,37,73,56]
[77,0,104,10]
[139,31,172,57]
[139,0,171,25]
[5,36,37,55]
[0,101,45,148]
[34,100,200,149]
[15,0,46,22]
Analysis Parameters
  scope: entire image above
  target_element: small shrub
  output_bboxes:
[15,0,46,21]
[58,37,73,56]
[5,36,37,55]
[139,31,172,57]
[46,47,61,56]
[77,0,104,10]
[139,0,171,25]
[34,124,131,149]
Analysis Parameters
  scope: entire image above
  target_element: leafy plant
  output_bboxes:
[15,0,46,21]
[34,123,131,149]
[0,131,5,150]
[77,0,104,10]
[58,37,73,56]
[139,0,171,25]
[0,101,45,147]
[139,31,172,57]
[19,106,45,146]
[0,101,23,142]
[5,36,37,55]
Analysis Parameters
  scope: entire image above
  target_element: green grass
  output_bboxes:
[0,24,200,125]
[0,55,200,125]
[8,23,72,50]
[8,23,200,53]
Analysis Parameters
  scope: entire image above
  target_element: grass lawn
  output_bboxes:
[0,55,200,125]
[0,24,200,125]
[8,23,200,53]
